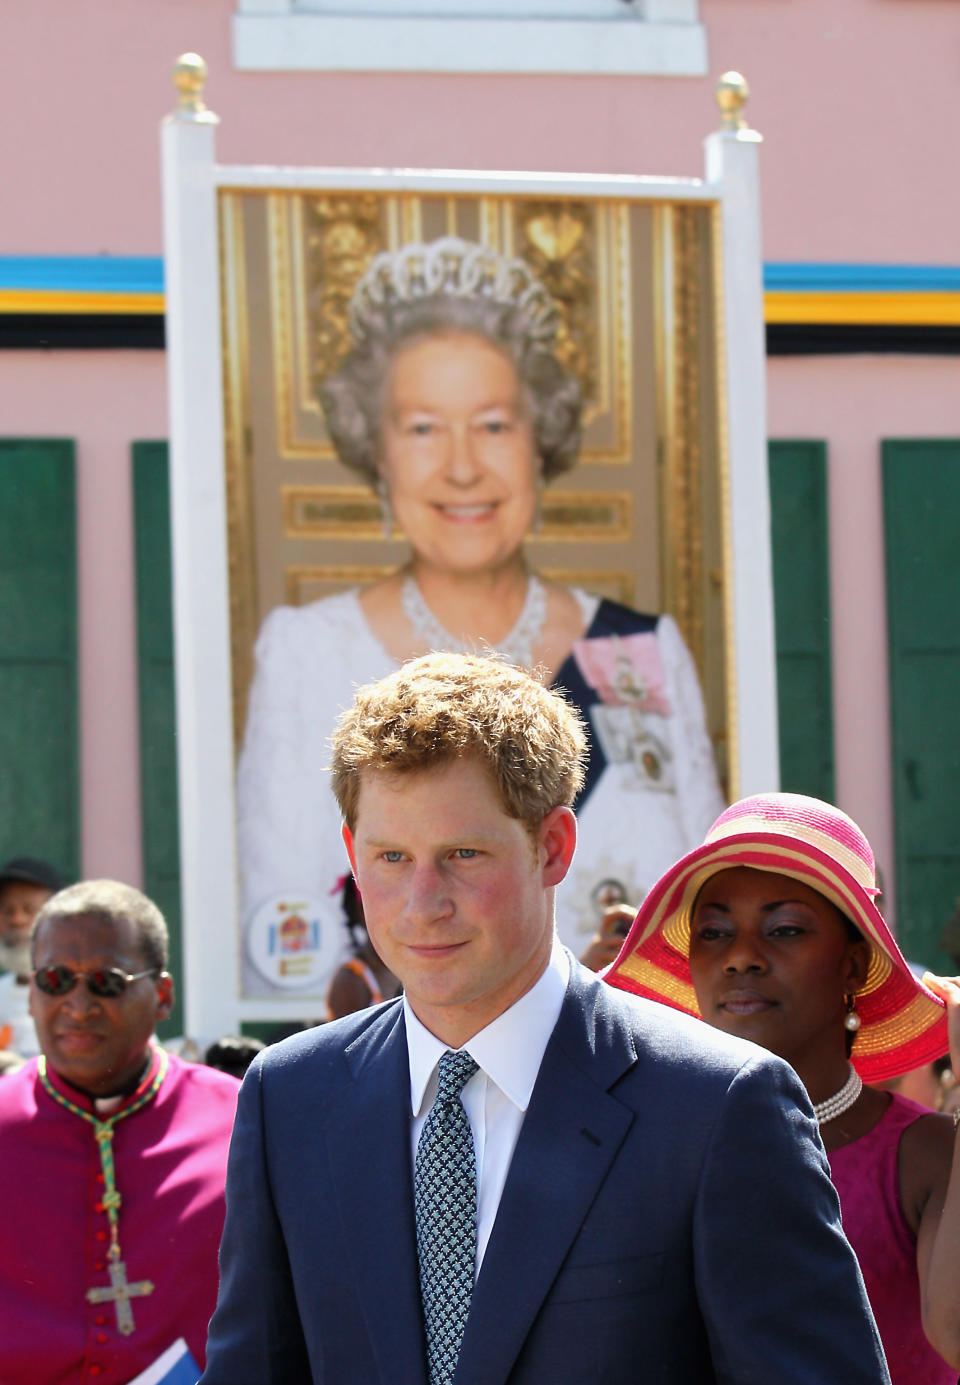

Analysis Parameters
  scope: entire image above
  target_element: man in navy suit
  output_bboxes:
[202,652,889,1385]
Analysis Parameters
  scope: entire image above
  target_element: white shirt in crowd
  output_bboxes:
[0,973,39,1057]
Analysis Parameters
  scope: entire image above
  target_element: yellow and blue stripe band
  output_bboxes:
[764,264,960,327]
[2,257,960,326]
[0,257,165,315]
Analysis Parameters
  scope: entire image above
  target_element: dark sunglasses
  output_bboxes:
[31,965,159,999]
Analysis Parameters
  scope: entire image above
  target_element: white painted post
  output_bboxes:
[704,72,780,799]
[161,55,239,1040]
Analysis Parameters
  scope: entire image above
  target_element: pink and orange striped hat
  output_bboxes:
[605,792,948,1083]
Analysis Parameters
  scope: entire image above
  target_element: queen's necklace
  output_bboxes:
[812,1063,863,1126]
[402,573,547,669]
[38,1050,168,1335]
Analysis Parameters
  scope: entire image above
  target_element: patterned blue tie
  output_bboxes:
[415,1049,479,1385]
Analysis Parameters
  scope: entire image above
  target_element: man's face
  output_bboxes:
[0,881,52,975]
[29,911,173,1097]
[343,758,575,1048]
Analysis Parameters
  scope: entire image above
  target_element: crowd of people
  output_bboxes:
[1,240,957,1383]
[1,653,959,1384]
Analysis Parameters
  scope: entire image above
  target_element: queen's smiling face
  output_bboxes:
[378,330,539,575]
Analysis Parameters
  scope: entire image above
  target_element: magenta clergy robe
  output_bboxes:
[0,1049,239,1385]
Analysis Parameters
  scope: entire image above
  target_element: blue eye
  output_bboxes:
[382,851,404,863]
[454,848,479,859]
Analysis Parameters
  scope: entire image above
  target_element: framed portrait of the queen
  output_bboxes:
[222,193,728,1001]
[162,108,774,1031]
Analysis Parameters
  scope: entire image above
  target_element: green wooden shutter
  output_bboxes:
[768,440,835,800]
[132,442,183,1038]
[883,439,960,971]
[0,439,79,878]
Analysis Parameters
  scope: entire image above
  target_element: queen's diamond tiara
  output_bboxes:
[347,236,561,349]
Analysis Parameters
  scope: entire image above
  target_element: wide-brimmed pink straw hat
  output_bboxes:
[605,792,948,1083]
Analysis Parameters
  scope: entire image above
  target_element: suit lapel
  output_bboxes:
[324,1003,428,1385]
[454,967,638,1385]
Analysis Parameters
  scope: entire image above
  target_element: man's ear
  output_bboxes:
[538,805,577,887]
[155,972,175,1022]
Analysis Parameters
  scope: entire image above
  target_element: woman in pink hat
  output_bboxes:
[605,791,960,1382]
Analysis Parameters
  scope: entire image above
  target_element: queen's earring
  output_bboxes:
[531,478,545,536]
[844,993,862,1032]
[377,479,393,539]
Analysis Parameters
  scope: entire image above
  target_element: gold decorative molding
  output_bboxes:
[517,201,596,400]
[661,203,705,672]
[651,200,731,793]
[283,485,383,540]
[284,564,396,607]
[269,195,303,460]
[517,199,633,465]
[710,199,737,798]
[219,191,258,740]
[529,490,632,543]
[272,193,391,460]
[305,195,387,385]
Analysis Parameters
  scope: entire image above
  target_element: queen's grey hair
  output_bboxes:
[318,293,582,484]
[31,879,169,972]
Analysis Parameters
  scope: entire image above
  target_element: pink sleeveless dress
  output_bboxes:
[829,1093,955,1384]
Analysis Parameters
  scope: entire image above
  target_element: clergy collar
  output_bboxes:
[405,937,569,1119]
[40,1044,163,1116]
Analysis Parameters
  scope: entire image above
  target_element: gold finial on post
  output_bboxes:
[716,71,750,132]
[171,52,216,122]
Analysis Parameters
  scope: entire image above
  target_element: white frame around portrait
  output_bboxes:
[161,86,773,1041]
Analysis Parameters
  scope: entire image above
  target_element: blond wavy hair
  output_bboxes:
[330,652,586,834]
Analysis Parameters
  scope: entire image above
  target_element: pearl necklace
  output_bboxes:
[812,1064,863,1126]
[401,573,547,669]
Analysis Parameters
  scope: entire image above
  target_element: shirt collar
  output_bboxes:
[39,1044,162,1116]
[405,937,569,1118]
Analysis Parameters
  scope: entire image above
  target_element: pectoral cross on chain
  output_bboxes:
[86,1259,155,1335]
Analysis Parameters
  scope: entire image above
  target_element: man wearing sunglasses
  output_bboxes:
[0,879,240,1385]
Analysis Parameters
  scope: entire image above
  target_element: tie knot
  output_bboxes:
[435,1049,478,1103]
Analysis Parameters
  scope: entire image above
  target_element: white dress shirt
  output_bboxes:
[404,938,569,1276]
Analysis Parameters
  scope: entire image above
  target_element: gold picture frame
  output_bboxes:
[219,187,729,781]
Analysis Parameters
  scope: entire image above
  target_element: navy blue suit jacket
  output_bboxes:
[201,961,890,1384]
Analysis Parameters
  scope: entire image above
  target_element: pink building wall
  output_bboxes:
[767,356,960,925]
[3,353,168,884]
[5,0,960,260]
[4,0,959,918]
